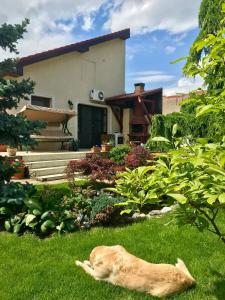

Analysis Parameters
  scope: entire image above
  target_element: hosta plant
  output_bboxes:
[108,165,172,214]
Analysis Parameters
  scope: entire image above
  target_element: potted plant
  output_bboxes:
[101,137,115,152]
[101,143,113,152]
[91,145,101,153]
[0,144,7,152]
[10,159,25,179]
[7,146,17,156]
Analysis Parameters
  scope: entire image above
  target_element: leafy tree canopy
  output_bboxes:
[0,20,45,149]
[0,19,29,53]
[185,0,224,65]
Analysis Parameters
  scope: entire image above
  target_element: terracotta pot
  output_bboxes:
[91,146,101,153]
[101,144,113,152]
[12,167,25,180]
[7,147,17,156]
[0,144,7,152]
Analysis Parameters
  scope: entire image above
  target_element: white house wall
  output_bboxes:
[14,38,125,138]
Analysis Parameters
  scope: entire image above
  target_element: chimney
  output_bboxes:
[134,83,145,94]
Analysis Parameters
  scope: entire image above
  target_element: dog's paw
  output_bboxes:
[75,260,82,267]
[84,260,91,266]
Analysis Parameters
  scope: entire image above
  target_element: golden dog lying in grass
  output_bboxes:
[76,245,196,298]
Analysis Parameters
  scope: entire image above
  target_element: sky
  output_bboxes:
[0,0,204,95]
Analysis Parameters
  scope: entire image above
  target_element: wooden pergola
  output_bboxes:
[105,87,162,143]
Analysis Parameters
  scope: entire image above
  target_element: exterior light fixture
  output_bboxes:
[68,100,73,110]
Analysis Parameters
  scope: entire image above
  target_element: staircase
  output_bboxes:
[21,151,91,181]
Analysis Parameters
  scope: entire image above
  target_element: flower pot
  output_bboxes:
[91,146,101,153]
[7,147,17,156]
[101,144,113,152]
[12,167,25,180]
[0,144,7,152]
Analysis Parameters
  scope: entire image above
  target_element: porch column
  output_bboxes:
[123,108,131,144]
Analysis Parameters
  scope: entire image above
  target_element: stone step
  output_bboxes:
[21,151,90,162]
[36,173,67,182]
[30,166,66,177]
[26,159,74,169]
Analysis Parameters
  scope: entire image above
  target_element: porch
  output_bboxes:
[1,150,91,182]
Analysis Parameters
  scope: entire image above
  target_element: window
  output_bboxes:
[31,95,51,107]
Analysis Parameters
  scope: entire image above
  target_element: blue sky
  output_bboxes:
[0,0,203,95]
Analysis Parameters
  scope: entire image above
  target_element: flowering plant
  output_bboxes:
[10,159,25,170]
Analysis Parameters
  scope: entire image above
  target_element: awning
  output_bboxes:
[17,104,77,124]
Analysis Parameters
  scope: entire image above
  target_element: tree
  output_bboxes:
[0,20,45,227]
[115,5,225,244]
[185,0,224,67]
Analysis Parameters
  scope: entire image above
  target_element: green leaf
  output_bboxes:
[0,207,7,215]
[222,3,225,13]
[24,214,36,226]
[196,105,215,117]
[218,193,225,204]
[151,137,171,143]
[172,123,178,137]
[121,209,132,215]
[33,209,41,216]
[25,199,42,210]
[171,56,188,64]
[13,224,22,234]
[206,167,225,177]
[4,220,11,232]
[167,193,187,204]
[207,195,218,205]
[41,211,51,220]
[41,220,55,233]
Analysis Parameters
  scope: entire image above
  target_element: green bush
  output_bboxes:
[147,110,225,152]
[112,141,225,243]
[108,165,172,214]
[0,186,80,235]
[109,145,130,165]
[90,193,125,225]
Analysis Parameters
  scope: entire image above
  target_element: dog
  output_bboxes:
[76,245,196,298]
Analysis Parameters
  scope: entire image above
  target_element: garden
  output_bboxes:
[1,1,225,299]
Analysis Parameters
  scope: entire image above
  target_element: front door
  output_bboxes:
[78,104,107,148]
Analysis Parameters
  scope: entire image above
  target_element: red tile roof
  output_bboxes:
[17,28,130,75]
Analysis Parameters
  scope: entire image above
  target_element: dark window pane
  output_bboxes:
[31,96,51,107]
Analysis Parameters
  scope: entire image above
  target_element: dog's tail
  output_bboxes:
[176,258,196,285]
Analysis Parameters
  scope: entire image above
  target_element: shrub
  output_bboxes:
[0,185,93,236]
[124,146,154,168]
[109,145,130,165]
[90,193,127,225]
[109,165,170,214]
[65,154,118,183]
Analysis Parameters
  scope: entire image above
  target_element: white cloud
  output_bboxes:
[82,15,94,31]
[105,0,201,35]
[164,76,204,96]
[165,45,176,54]
[129,70,175,83]
[0,0,201,61]
[126,43,155,60]
[0,0,106,59]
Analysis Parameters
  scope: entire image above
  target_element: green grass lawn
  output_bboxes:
[0,213,224,300]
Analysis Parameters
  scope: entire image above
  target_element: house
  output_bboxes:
[163,90,205,114]
[6,28,162,149]
[163,93,190,114]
